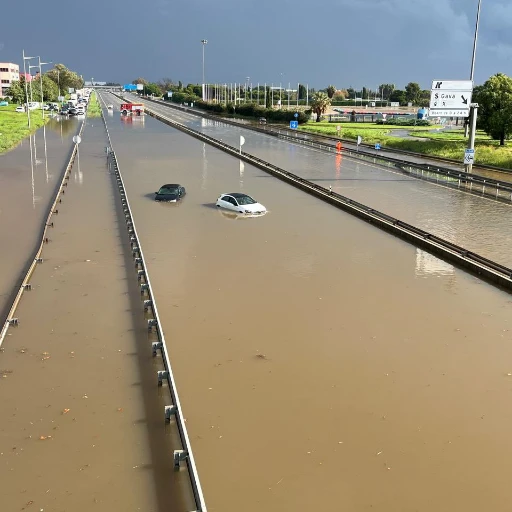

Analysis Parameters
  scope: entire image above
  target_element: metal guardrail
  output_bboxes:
[141,103,512,291]
[273,133,512,202]
[140,96,512,181]
[0,120,86,348]
[133,95,512,202]
[97,93,208,512]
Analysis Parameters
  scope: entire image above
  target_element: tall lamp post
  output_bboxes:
[22,51,36,128]
[28,62,39,102]
[466,0,482,173]
[38,58,52,119]
[201,39,208,101]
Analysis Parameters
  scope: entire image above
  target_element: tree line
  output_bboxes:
[6,64,84,103]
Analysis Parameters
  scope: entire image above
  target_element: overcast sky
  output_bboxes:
[1,0,509,90]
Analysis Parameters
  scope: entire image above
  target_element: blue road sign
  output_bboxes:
[375,143,381,150]
[290,120,298,129]
[294,112,299,118]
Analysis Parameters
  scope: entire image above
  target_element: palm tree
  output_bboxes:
[310,91,331,122]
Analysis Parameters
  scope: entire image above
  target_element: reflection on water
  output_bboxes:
[46,116,79,138]
[415,248,455,277]
[239,160,244,189]
[162,107,512,268]
[120,115,146,127]
[74,145,83,185]
[0,119,79,321]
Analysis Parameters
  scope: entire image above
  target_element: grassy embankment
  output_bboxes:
[87,91,101,118]
[299,121,512,169]
[0,104,47,154]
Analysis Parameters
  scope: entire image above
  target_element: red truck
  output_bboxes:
[120,103,144,116]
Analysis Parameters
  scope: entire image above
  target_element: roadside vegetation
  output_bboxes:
[299,121,512,169]
[0,104,47,154]
[87,91,101,117]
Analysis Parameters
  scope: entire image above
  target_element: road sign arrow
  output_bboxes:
[461,95,468,104]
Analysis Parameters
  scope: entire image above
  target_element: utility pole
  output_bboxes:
[466,0,482,173]
[201,39,207,101]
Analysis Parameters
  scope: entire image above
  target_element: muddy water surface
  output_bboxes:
[0,117,80,322]
[0,118,190,512]
[140,102,512,267]
[101,102,512,512]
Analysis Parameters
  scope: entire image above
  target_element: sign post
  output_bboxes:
[289,120,298,129]
[239,135,245,154]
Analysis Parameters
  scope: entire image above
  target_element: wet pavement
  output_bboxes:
[0,117,80,323]
[0,116,190,512]
[98,93,512,512]
[134,99,512,268]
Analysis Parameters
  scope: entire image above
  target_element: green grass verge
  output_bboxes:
[0,104,48,154]
[87,91,101,118]
[299,121,512,169]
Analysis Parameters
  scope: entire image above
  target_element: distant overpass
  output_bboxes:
[89,85,123,91]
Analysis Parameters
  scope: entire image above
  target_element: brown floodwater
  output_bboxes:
[0,116,80,322]
[136,100,512,268]
[0,118,191,512]
[100,96,512,512]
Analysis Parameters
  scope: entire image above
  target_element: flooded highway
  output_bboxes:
[132,97,512,268]
[100,93,512,512]
[0,115,191,512]
[0,116,80,322]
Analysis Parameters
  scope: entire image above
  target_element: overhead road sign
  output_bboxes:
[429,79,473,118]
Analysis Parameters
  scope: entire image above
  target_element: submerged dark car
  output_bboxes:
[154,184,186,202]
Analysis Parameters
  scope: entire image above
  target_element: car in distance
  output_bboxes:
[15,105,25,113]
[215,193,267,214]
[154,184,186,202]
[68,108,78,116]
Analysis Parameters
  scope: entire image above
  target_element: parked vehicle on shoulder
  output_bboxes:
[154,184,186,202]
[215,193,267,215]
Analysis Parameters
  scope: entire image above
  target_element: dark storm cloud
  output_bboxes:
[1,0,510,90]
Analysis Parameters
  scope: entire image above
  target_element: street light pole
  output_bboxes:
[466,0,482,173]
[29,62,39,103]
[38,58,52,119]
[201,39,208,101]
[22,51,35,128]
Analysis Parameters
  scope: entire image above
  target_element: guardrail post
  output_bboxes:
[143,299,153,311]
[165,405,177,422]
[157,370,169,386]
[147,318,158,332]
[173,450,189,470]
[152,341,163,356]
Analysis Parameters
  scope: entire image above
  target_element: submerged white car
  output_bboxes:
[215,193,267,215]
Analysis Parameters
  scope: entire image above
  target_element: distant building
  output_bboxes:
[0,62,20,97]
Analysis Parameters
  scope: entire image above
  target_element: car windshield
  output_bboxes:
[158,186,179,195]
[235,195,256,205]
